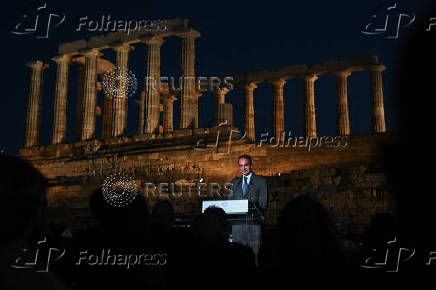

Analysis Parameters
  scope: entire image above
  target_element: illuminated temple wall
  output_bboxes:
[20,132,396,233]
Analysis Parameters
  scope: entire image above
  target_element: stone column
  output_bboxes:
[143,36,164,134]
[333,70,351,136]
[111,43,130,136]
[271,79,286,139]
[51,55,70,144]
[369,65,386,133]
[214,87,229,125]
[102,72,115,139]
[178,29,201,129]
[80,49,99,141]
[242,83,257,142]
[193,90,203,128]
[76,65,85,141]
[137,90,145,135]
[24,61,44,147]
[301,74,318,137]
[161,94,177,133]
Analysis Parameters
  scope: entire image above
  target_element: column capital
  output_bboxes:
[332,70,351,78]
[213,87,229,96]
[242,82,258,91]
[368,64,386,72]
[51,54,71,64]
[270,78,286,88]
[110,42,131,52]
[299,74,319,81]
[141,36,165,47]
[80,48,99,57]
[161,94,177,103]
[26,60,44,69]
[176,28,201,39]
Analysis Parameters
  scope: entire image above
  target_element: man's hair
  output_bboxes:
[238,154,252,165]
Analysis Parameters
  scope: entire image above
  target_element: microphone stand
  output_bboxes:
[249,200,264,221]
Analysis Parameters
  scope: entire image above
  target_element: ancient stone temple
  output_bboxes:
[19,18,396,233]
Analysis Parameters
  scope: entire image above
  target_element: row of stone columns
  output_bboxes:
[24,46,386,148]
[24,29,202,147]
[236,66,387,141]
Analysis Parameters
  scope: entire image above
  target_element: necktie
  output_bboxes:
[242,176,248,196]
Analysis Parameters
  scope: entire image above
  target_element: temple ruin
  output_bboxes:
[19,18,396,233]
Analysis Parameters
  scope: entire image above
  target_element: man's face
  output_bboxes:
[238,158,252,176]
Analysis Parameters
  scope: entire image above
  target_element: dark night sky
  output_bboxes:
[0,0,432,154]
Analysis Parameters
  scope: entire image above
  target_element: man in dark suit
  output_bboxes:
[228,154,268,264]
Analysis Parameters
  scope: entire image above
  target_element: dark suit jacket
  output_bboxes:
[228,173,268,213]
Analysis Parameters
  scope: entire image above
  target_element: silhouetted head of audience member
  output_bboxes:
[0,157,69,290]
[0,156,48,247]
[192,206,229,246]
[151,199,175,230]
[276,195,349,274]
[365,212,396,245]
[89,188,149,235]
